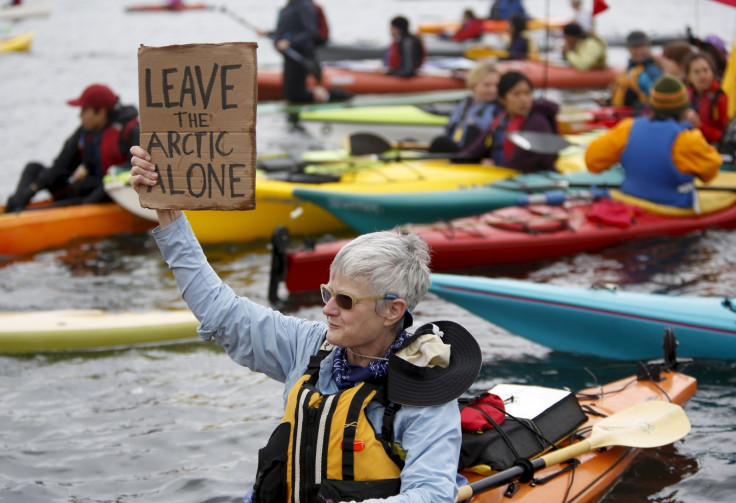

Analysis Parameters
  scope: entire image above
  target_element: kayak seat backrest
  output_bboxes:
[265,171,342,184]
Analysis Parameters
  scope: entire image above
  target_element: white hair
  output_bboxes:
[330,228,431,313]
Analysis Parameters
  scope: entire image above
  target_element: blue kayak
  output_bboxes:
[429,273,736,360]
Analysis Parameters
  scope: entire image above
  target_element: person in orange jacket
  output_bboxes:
[585,75,721,211]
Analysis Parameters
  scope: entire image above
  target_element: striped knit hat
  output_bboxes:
[649,76,689,117]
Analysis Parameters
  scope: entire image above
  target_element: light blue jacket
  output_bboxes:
[153,215,463,503]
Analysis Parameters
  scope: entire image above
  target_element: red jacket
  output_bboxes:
[688,80,729,144]
[451,19,484,41]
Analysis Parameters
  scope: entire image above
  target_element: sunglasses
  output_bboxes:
[320,284,396,311]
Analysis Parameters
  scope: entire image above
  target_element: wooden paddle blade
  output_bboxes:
[591,400,691,448]
[346,132,393,156]
[542,401,691,466]
[508,131,575,155]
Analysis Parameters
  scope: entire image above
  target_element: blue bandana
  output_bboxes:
[333,331,411,389]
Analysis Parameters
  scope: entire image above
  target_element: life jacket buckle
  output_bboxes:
[340,440,365,451]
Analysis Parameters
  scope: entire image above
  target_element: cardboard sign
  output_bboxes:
[137,42,258,211]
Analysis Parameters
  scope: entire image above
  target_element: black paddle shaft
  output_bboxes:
[467,457,546,496]
[221,6,322,83]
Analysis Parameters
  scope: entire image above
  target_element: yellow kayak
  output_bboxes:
[0,31,34,53]
[105,159,519,244]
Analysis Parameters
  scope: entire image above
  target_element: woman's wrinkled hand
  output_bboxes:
[128,145,182,228]
[129,146,158,193]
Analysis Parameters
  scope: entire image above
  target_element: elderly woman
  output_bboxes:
[128,146,480,502]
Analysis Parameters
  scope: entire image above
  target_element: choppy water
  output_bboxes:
[2,1,736,502]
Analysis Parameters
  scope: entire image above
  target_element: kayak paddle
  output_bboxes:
[508,131,575,155]
[455,400,691,502]
[220,6,323,84]
[509,130,735,164]
[346,132,430,156]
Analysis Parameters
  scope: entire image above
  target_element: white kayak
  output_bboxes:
[0,1,50,20]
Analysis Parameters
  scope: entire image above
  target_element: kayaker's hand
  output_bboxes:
[129,146,158,193]
[684,108,701,128]
[129,145,182,229]
[276,39,290,51]
[71,166,88,182]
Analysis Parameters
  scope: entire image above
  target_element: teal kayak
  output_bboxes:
[429,273,736,361]
[292,167,624,233]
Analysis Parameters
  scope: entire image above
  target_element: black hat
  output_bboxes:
[562,22,584,38]
[626,30,650,47]
[390,16,409,33]
[387,320,482,406]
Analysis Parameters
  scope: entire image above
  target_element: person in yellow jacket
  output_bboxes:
[561,22,607,71]
[585,75,721,212]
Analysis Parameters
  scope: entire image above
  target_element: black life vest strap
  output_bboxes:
[305,348,332,386]
[377,392,406,470]
[341,383,378,480]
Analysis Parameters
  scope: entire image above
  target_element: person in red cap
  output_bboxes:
[4,84,139,213]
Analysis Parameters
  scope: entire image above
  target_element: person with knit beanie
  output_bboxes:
[649,75,691,117]
[584,75,721,212]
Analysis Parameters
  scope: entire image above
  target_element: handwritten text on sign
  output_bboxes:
[137,42,258,211]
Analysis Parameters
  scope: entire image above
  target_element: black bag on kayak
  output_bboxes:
[458,384,587,473]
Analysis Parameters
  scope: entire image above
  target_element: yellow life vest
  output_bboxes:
[253,349,404,503]
[611,64,648,107]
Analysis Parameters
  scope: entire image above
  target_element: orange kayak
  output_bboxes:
[0,202,156,257]
[419,17,570,35]
[257,66,466,101]
[257,61,618,101]
[461,368,696,503]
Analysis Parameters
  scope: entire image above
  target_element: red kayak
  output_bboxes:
[273,191,736,295]
[257,60,620,101]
